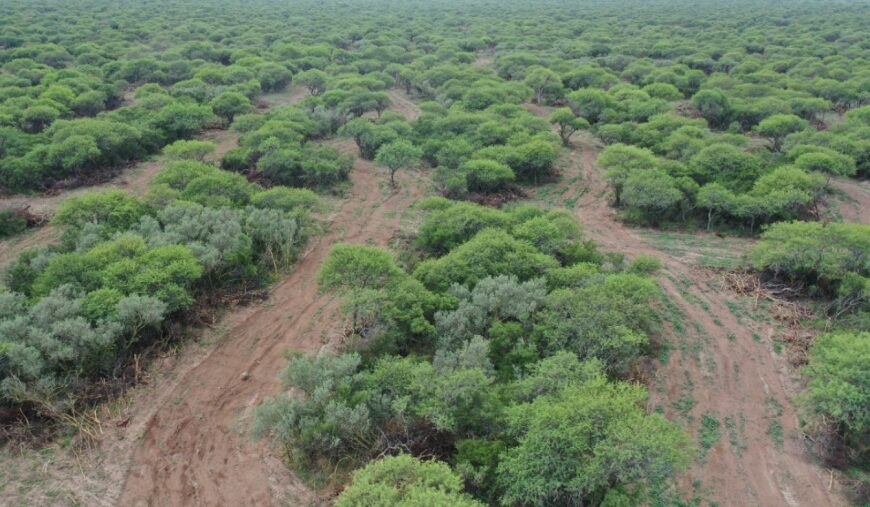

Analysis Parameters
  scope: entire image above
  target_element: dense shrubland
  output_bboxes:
[1,0,868,504]
[1,156,318,418]
[254,200,692,504]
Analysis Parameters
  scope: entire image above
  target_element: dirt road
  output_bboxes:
[118,149,427,506]
[523,105,845,506]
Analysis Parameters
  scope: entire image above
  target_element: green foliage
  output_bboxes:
[0,208,28,239]
[53,190,151,233]
[151,101,214,141]
[318,244,440,343]
[414,229,560,292]
[497,377,692,506]
[629,255,662,275]
[755,114,809,151]
[210,91,252,123]
[415,202,513,255]
[802,332,869,445]
[463,159,515,193]
[749,221,869,306]
[550,107,590,145]
[250,187,320,212]
[375,139,422,186]
[692,89,731,128]
[336,455,484,507]
[534,273,658,376]
[163,139,216,161]
[598,144,659,204]
[256,144,353,189]
[621,169,684,225]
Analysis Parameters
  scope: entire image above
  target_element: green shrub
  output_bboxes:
[336,455,484,507]
[0,209,28,239]
[464,159,515,193]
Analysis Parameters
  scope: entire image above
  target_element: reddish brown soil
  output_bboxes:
[118,146,426,506]
[258,86,309,109]
[386,89,422,121]
[523,102,845,506]
[829,177,870,224]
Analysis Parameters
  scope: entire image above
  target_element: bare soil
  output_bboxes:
[524,103,846,506]
[829,177,870,224]
[385,89,422,121]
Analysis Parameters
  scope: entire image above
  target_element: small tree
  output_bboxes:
[697,182,736,230]
[549,108,589,145]
[210,91,252,123]
[691,89,731,128]
[598,144,659,205]
[464,159,515,193]
[621,169,684,225]
[375,139,422,187]
[566,88,611,124]
[794,150,857,184]
[497,378,692,506]
[296,69,328,96]
[754,114,808,152]
[152,102,214,140]
[317,244,402,327]
[524,66,564,105]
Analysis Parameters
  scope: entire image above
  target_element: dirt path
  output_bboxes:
[0,129,239,217]
[524,105,846,507]
[386,89,422,121]
[829,177,870,224]
[473,50,495,69]
[118,144,426,506]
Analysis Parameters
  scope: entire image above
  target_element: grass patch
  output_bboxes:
[766,397,784,447]
[724,415,747,457]
[768,420,784,447]
[658,340,674,364]
[699,413,722,460]
[673,373,696,421]
[637,230,752,270]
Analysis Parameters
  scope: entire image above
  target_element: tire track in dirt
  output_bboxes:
[118,148,426,506]
[524,104,846,506]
